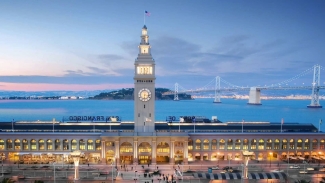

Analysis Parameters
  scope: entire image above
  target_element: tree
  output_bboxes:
[0,178,15,183]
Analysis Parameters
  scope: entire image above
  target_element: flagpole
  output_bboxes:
[144,10,145,25]
[281,118,283,133]
[12,119,14,132]
[319,119,322,133]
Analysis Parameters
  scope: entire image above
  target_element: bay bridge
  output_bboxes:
[163,65,325,108]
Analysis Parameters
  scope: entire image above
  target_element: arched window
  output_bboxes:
[203,139,209,150]
[219,139,225,150]
[266,139,272,150]
[71,139,77,150]
[39,139,45,150]
[63,139,69,150]
[289,139,295,149]
[312,139,318,149]
[227,139,233,150]
[95,139,101,150]
[235,139,241,150]
[258,139,264,150]
[320,139,325,149]
[14,139,21,150]
[87,139,93,150]
[31,139,36,150]
[188,139,193,150]
[120,142,133,153]
[211,139,217,150]
[282,139,287,149]
[243,139,249,150]
[0,139,4,150]
[55,139,61,150]
[297,139,303,150]
[157,142,169,153]
[22,139,28,150]
[274,139,280,150]
[251,139,257,150]
[138,142,151,153]
[195,139,201,150]
[6,139,13,150]
[47,139,52,150]
[304,139,310,150]
[79,139,85,150]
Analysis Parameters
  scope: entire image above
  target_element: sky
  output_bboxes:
[1,0,325,91]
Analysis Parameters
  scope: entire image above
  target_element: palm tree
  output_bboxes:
[320,177,325,183]
[0,178,15,183]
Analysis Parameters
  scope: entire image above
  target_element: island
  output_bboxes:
[89,88,192,100]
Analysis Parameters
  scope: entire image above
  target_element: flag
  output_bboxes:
[320,119,322,125]
[281,118,284,125]
[145,10,151,16]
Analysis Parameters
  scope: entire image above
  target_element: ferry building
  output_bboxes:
[0,25,324,166]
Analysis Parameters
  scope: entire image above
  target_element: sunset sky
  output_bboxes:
[1,0,325,91]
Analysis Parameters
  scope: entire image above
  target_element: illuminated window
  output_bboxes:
[87,140,93,150]
[6,139,13,150]
[211,139,217,150]
[203,139,209,150]
[235,139,241,150]
[39,139,45,150]
[219,139,225,150]
[95,139,101,150]
[289,139,295,149]
[14,139,21,150]
[312,139,318,149]
[297,139,303,150]
[274,139,280,150]
[79,139,85,150]
[55,139,61,150]
[320,139,325,149]
[227,139,233,150]
[47,139,52,150]
[258,139,264,150]
[71,139,77,150]
[22,139,28,150]
[195,139,201,150]
[243,139,249,150]
[63,139,69,150]
[120,142,133,153]
[251,139,256,150]
[139,142,151,153]
[304,139,310,150]
[188,140,193,150]
[282,139,287,149]
[0,139,4,150]
[157,142,169,153]
[31,139,37,150]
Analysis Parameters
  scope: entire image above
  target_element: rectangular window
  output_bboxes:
[39,144,45,150]
[219,145,225,150]
[243,145,248,150]
[211,145,217,150]
[235,145,241,150]
[274,144,280,150]
[47,144,52,150]
[31,145,37,150]
[227,145,232,150]
[251,145,256,150]
[203,145,209,150]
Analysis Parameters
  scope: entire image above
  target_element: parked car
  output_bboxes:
[271,169,284,172]
[319,168,325,172]
[289,165,300,169]
[211,166,219,170]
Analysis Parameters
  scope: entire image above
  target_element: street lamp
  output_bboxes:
[269,152,273,167]
[0,155,5,177]
[70,150,81,180]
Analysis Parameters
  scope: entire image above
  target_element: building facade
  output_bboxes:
[0,25,324,166]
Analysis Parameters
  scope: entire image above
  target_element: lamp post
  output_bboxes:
[70,150,81,181]
[1,155,5,177]
[217,152,220,166]
[53,162,57,183]
[269,152,273,167]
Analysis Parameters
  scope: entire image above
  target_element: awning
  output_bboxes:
[192,172,287,180]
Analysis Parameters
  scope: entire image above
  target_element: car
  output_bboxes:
[289,165,300,169]
[211,166,219,170]
[306,167,314,171]
[319,168,325,172]
[299,171,308,174]
[271,169,284,172]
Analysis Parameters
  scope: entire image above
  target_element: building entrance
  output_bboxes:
[139,155,151,164]
[120,155,133,164]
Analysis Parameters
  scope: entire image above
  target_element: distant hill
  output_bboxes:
[90,88,192,100]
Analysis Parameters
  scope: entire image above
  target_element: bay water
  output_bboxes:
[0,99,324,130]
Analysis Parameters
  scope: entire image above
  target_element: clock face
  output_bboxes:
[138,88,151,102]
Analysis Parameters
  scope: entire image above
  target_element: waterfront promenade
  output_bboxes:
[1,159,325,183]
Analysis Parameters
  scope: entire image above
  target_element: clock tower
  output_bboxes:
[134,25,156,133]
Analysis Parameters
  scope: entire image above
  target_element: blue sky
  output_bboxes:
[0,0,325,91]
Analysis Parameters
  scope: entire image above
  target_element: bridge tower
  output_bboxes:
[213,76,221,103]
[174,83,179,101]
[307,65,322,108]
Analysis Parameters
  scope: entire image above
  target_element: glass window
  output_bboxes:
[87,139,93,150]
[95,139,101,150]
[79,139,85,150]
[55,139,61,150]
[63,139,69,150]
[47,139,52,150]
[219,139,225,150]
[195,139,201,150]
[71,139,77,150]
[157,142,169,153]
[14,139,21,150]
[203,139,209,150]
[188,140,193,150]
[211,139,217,150]
[22,139,28,150]
[0,139,5,150]
[304,139,310,150]
[39,139,45,150]
[31,139,37,150]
